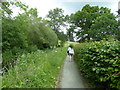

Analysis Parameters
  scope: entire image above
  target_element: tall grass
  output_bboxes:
[2,47,67,88]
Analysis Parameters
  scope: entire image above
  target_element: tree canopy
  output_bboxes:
[46,8,65,31]
[70,4,118,42]
[46,8,67,44]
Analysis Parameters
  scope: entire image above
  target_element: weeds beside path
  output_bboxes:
[2,47,67,88]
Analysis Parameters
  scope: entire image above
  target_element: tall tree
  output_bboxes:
[89,13,118,41]
[46,8,65,31]
[46,8,67,43]
[67,25,75,41]
[64,14,76,42]
[70,4,111,42]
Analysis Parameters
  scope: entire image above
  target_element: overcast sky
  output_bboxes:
[17,0,119,18]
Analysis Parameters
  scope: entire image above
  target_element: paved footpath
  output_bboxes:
[60,55,89,88]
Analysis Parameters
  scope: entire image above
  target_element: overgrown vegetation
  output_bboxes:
[2,1,65,67]
[3,47,67,88]
[74,39,120,89]
[1,0,120,89]
[0,76,2,89]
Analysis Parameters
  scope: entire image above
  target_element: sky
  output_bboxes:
[16,0,120,18]
[10,0,119,40]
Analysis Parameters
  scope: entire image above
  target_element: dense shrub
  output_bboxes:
[2,47,67,88]
[28,23,58,49]
[2,1,58,66]
[74,40,120,89]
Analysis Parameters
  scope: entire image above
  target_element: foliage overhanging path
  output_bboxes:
[60,55,89,88]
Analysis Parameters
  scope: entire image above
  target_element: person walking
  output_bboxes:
[67,45,74,62]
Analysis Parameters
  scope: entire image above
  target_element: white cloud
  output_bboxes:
[108,2,118,15]
[12,0,119,18]
[54,0,119,2]
[20,0,64,18]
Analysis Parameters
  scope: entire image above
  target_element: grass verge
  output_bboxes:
[2,47,67,88]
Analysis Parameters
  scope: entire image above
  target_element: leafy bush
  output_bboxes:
[28,22,58,49]
[2,47,67,88]
[2,45,38,67]
[74,40,120,89]
[2,1,58,66]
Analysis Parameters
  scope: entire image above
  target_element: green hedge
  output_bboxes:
[74,40,120,89]
[2,47,67,88]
